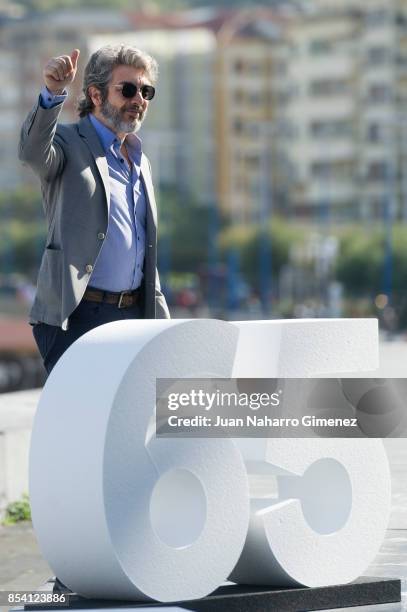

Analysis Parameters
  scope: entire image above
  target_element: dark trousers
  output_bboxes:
[32,298,143,375]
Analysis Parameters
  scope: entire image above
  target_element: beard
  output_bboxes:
[100,99,146,134]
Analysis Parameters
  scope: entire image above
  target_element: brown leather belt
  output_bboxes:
[83,286,141,308]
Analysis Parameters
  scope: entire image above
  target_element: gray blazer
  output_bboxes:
[18,99,170,330]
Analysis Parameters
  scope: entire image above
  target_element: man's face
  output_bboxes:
[100,65,151,135]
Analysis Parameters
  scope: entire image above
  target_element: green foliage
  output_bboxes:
[392,227,407,295]
[3,494,31,525]
[334,225,407,328]
[5,181,407,329]
[335,227,384,296]
[0,221,45,277]
[334,225,407,298]
[220,218,303,289]
[0,187,43,223]
[158,196,302,288]
[158,188,214,273]
[0,188,46,277]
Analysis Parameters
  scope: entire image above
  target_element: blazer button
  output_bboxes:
[98,232,105,240]
[85,264,93,273]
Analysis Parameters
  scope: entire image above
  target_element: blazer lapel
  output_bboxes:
[78,116,111,214]
[77,120,157,238]
[140,154,157,229]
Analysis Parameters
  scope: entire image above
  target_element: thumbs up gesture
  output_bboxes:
[43,49,80,95]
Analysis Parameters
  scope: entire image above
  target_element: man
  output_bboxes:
[19,44,170,374]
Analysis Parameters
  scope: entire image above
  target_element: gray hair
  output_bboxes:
[77,44,158,117]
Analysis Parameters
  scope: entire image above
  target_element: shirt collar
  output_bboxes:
[125,132,143,165]
[89,114,116,152]
[89,113,143,162]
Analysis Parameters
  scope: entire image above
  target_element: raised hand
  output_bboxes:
[43,49,80,95]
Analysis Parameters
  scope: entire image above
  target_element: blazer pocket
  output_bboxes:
[36,247,63,317]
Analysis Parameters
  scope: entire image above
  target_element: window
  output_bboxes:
[234,59,244,73]
[367,84,393,103]
[233,118,243,134]
[310,120,353,138]
[365,9,389,27]
[278,120,299,139]
[367,161,389,180]
[395,52,407,66]
[246,154,260,169]
[248,91,263,105]
[273,61,287,77]
[312,162,331,179]
[309,39,333,55]
[366,123,386,142]
[234,89,244,104]
[249,62,263,74]
[310,79,351,96]
[58,30,76,42]
[396,12,407,26]
[311,160,354,181]
[366,47,389,65]
[248,124,260,138]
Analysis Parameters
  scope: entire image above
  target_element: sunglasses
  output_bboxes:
[115,81,155,101]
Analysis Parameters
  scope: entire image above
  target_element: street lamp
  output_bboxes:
[256,121,276,316]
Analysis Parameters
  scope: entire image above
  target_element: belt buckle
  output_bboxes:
[118,291,130,308]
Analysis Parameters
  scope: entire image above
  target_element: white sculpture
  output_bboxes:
[29,318,390,602]
[231,438,390,587]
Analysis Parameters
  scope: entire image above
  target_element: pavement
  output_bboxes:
[0,523,406,611]
[0,522,50,592]
[1,337,407,611]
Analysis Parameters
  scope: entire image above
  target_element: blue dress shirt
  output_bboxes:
[40,87,147,292]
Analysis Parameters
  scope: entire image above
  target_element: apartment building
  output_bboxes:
[3,3,407,222]
[357,0,407,220]
[215,10,288,223]
[0,47,21,190]
[215,0,407,222]
[0,9,219,205]
[283,0,407,220]
[281,7,360,219]
[0,10,131,189]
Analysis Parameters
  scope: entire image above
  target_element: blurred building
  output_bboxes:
[148,0,407,223]
[2,3,407,222]
[281,4,360,219]
[127,8,294,221]
[0,9,132,189]
[215,9,290,223]
[0,46,21,190]
[285,0,407,220]
[356,0,407,221]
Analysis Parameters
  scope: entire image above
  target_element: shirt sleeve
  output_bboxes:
[39,86,67,109]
